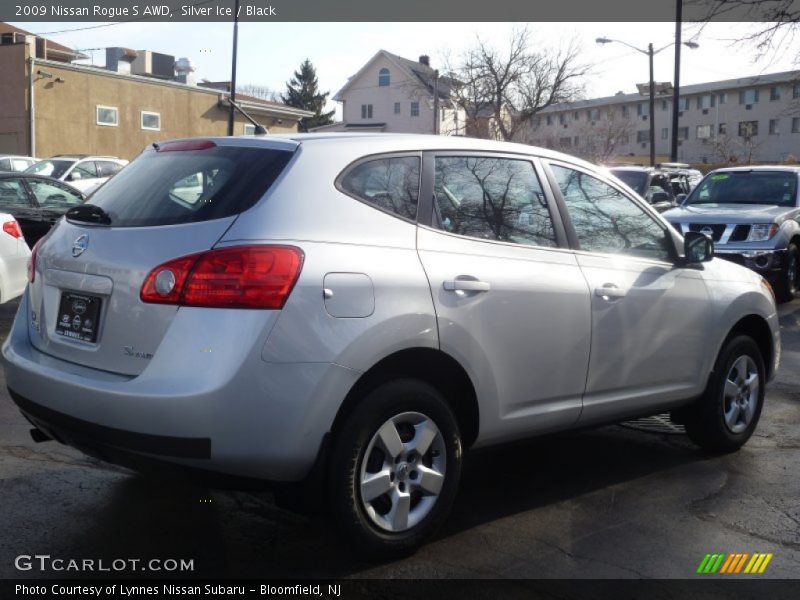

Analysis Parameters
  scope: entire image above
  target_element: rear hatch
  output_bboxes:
[27,138,297,376]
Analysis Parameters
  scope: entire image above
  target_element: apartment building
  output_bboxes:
[525,70,800,165]
[315,50,465,135]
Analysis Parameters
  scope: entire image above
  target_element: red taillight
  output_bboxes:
[140,245,304,309]
[3,220,22,239]
[28,236,44,283]
[155,140,216,152]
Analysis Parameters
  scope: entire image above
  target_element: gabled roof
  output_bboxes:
[0,23,87,61]
[539,69,800,114]
[333,49,458,102]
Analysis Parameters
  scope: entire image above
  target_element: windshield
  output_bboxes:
[25,159,74,179]
[86,143,293,227]
[610,170,647,196]
[686,171,798,206]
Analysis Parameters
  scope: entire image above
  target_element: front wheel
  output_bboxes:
[684,335,765,453]
[776,243,800,303]
[329,379,462,559]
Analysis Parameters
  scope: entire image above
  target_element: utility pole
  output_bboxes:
[671,0,683,161]
[227,0,240,136]
[648,43,656,167]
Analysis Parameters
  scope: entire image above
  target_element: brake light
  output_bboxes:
[3,220,22,239]
[140,245,304,309]
[155,140,216,152]
[27,236,46,283]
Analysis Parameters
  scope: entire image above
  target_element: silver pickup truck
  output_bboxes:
[664,166,800,302]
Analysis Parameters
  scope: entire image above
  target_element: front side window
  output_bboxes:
[28,179,84,209]
[550,164,670,261]
[378,68,390,87]
[432,156,556,248]
[25,159,73,179]
[96,105,118,126]
[96,161,123,178]
[339,156,419,220]
[69,161,98,182]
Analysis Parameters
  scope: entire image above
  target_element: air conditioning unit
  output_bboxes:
[746,104,753,110]
[642,115,648,121]
[702,108,709,115]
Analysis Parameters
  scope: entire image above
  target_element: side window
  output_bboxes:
[339,156,419,220]
[550,164,671,261]
[0,159,10,170]
[433,156,556,248]
[12,159,33,171]
[97,161,122,177]
[70,161,98,181]
[0,179,31,209]
[28,179,84,209]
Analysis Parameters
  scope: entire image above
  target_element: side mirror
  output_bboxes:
[675,193,687,203]
[650,191,670,204]
[684,231,714,264]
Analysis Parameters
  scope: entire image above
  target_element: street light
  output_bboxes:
[596,37,699,166]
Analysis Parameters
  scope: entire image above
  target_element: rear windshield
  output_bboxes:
[85,144,293,227]
[687,171,798,206]
[26,159,74,179]
[610,170,647,196]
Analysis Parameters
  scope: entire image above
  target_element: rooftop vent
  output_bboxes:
[174,57,196,85]
[419,55,430,67]
[105,47,138,74]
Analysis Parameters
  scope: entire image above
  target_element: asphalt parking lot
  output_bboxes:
[0,298,798,580]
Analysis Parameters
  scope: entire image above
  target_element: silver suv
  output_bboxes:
[3,135,780,557]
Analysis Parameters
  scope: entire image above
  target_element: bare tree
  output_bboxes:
[447,27,589,142]
[573,108,634,163]
[237,83,280,102]
[710,130,765,165]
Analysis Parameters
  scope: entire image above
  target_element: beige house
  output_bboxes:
[0,23,312,160]
[316,50,465,135]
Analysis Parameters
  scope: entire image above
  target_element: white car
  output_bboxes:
[0,213,30,303]
[25,156,128,193]
[0,155,37,172]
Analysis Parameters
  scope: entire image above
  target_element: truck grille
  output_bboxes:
[688,223,725,241]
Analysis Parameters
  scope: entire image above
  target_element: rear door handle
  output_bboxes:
[594,284,627,300]
[443,279,491,292]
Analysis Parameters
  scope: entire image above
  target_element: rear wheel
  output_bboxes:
[684,335,765,453]
[329,379,462,559]
[776,243,799,303]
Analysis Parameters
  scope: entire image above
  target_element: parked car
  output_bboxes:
[659,162,704,189]
[664,166,800,302]
[0,155,37,172]
[0,213,31,303]
[607,166,683,212]
[0,172,86,247]
[3,135,779,557]
[25,155,128,193]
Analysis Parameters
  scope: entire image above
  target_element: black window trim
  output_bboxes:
[334,151,423,225]
[0,176,37,209]
[418,150,570,251]
[24,176,84,209]
[542,158,678,265]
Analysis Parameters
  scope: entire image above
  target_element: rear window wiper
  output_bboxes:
[65,204,112,225]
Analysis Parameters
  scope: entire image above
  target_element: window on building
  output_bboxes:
[394,102,401,115]
[718,92,727,104]
[573,111,580,120]
[433,156,556,248]
[696,124,712,139]
[661,127,668,140]
[636,130,649,143]
[719,122,727,135]
[769,119,779,134]
[793,118,800,133]
[573,136,580,146]
[410,102,419,117]
[794,84,800,99]
[243,124,256,135]
[661,100,668,111]
[378,68,390,87]
[622,105,630,117]
[678,127,689,141]
[738,120,759,137]
[678,97,689,111]
[559,137,572,147]
[637,103,649,117]
[549,165,670,261]
[340,156,419,220]
[546,115,553,126]
[361,104,373,119]
[96,105,118,127]
[588,108,601,121]
[770,86,781,101]
[140,111,161,131]
[739,89,759,104]
[697,95,715,109]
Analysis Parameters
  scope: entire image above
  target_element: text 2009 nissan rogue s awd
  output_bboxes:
[3,134,780,557]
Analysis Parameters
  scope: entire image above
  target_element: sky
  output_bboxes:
[10,21,799,117]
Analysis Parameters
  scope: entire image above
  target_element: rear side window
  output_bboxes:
[339,156,420,220]
[96,161,123,178]
[87,144,293,227]
[0,179,31,209]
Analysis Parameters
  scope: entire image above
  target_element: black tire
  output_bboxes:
[776,243,800,303]
[684,335,765,453]
[329,379,462,559]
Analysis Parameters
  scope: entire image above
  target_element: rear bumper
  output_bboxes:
[3,291,360,482]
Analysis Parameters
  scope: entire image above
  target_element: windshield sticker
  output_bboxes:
[711,174,730,181]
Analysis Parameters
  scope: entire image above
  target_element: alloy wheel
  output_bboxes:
[723,355,760,434]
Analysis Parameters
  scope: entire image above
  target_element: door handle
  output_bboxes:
[443,279,491,292]
[594,284,627,300]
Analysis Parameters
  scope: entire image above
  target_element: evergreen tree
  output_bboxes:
[282,59,335,131]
